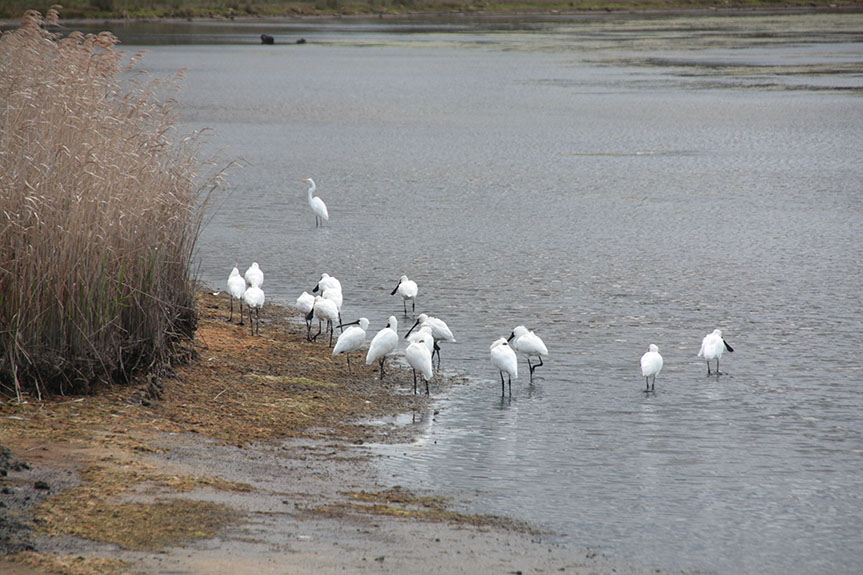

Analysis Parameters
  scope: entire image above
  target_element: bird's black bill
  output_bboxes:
[305,309,315,322]
[404,320,420,339]
[507,332,514,342]
[312,285,319,293]
[724,340,734,352]
[337,320,360,329]
[390,282,400,296]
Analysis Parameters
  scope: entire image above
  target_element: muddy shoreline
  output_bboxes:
[1,291,676,574]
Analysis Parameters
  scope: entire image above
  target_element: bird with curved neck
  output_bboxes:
[302,178,329,228]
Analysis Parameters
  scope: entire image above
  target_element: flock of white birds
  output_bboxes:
[222,179,734,396]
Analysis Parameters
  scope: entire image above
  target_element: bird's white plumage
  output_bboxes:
[322,286,343,311]
[698,329,726,361]
[295,291,315,315]
[510,326,548,359]
[407,325,435,356]
[641,344,663,378]
[312,295,339,325]
[315,273,342,294]
[490,337,518,381]
[405,334,433,382]
[302,178,328,226]
[243,285,265,310]
[333,318,369,357]
[392,275,418,312]
[412,313,455,343]
[244,262,263,289]
[227,267,246,300]
[366,316,399,365]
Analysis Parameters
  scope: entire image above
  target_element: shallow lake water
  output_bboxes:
[85,12,863,574]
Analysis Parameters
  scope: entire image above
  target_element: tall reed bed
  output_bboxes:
[0,9,220,400]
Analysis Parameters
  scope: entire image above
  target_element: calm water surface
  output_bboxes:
[105,13,863,574]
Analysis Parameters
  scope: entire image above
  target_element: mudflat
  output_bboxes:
[1,291,670,574]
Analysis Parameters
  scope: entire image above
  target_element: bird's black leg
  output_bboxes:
[255,308,260,336]
[706,361,712,376]
[403,300,408,316]
[249,308,254,336]
[413,370,417,395]
[346,354,352,375]
[508,374,512,396]
[645,377,650,391]
[426,376,430,396]
[328,320,334,347]
[500,371,505,396]
[228,297,234,322]
[379,358,386,380]
[312,321,322,342]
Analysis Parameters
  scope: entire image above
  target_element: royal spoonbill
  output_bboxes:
[508,326,548,382]
[333,318,369,374]
[640,344,663,391]
[366,316,399,380]
[227,267,246,324]
[243,285,265,336]
[406,313,455,368]
[244,262,263,289]
[405,332,434,395]
[312,273,341,295]
[309,296,340,346]
[490,337,518,396]
[698,329,734,375]
[302,178,329,228]
[391,275,418,315]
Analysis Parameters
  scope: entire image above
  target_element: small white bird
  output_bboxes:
[227,266,246,324]
[698,329,734,375]
[406,313,455,368]
[640,344,664,391]
[310,295,340,346]
[312,273,341,295]
[366,316,399,380]
[243,285,265,336]
[244,262,263,289]
[406,325,435,357]
[404,332,434,395]
[302,178,329,228]
[490,337,518,396]
[391,275,418,315]
[508,326,548,382]
[332,317,369,375]
[295,291,315,340]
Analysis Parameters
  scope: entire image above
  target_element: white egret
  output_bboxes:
[698,329,734,375]
[391,275,418,315]
[227,267,246,324]
[640,344,663,391]
[243,285,265,336]
[333,317,369,375]
[302,178,329,228]
[490,337,518,396]
[405,332,434,395]
[295,291,315,340]
[406,313,455,368]
[244,262,263,289]
[508,326,548,382]
[366,316,399,380]
[310,296,339,346]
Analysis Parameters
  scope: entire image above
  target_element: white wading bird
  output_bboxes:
[243,285,265,336]
[508,326,548,382]
[391,275,418,315]
[698,329,734,375]
[640,344,663,391]
[227,266,246,324]
[366,316,399,380]
[332,317,369,375]
[244,262,263,289]
[295,291,315,340]
[312,273,341,295]
[405,313,455,368]
[309,295,340,346]
[490,337,518,396]
[302,178,329,228]
[405,332,434,395]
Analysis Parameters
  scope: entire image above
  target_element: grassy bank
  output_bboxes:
[0,10,220,399]
[1,0,861,20]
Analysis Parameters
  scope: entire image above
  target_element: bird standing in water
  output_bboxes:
[302,178,329,228]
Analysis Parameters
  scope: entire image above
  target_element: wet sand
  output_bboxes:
[1,291,677,574]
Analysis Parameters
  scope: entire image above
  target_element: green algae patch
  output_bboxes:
[36,497,237,551]
[319,487,543,535]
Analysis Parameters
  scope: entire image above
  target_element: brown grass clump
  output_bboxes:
[0,9,222,400]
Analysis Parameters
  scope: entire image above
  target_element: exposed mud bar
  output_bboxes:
[1,289,672,574]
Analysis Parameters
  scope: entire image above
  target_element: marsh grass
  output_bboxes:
[0,9,221,399]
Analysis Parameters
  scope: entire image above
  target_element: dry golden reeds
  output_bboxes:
[0,9,221,400]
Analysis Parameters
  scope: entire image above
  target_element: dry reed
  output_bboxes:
[0,9,221,399]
